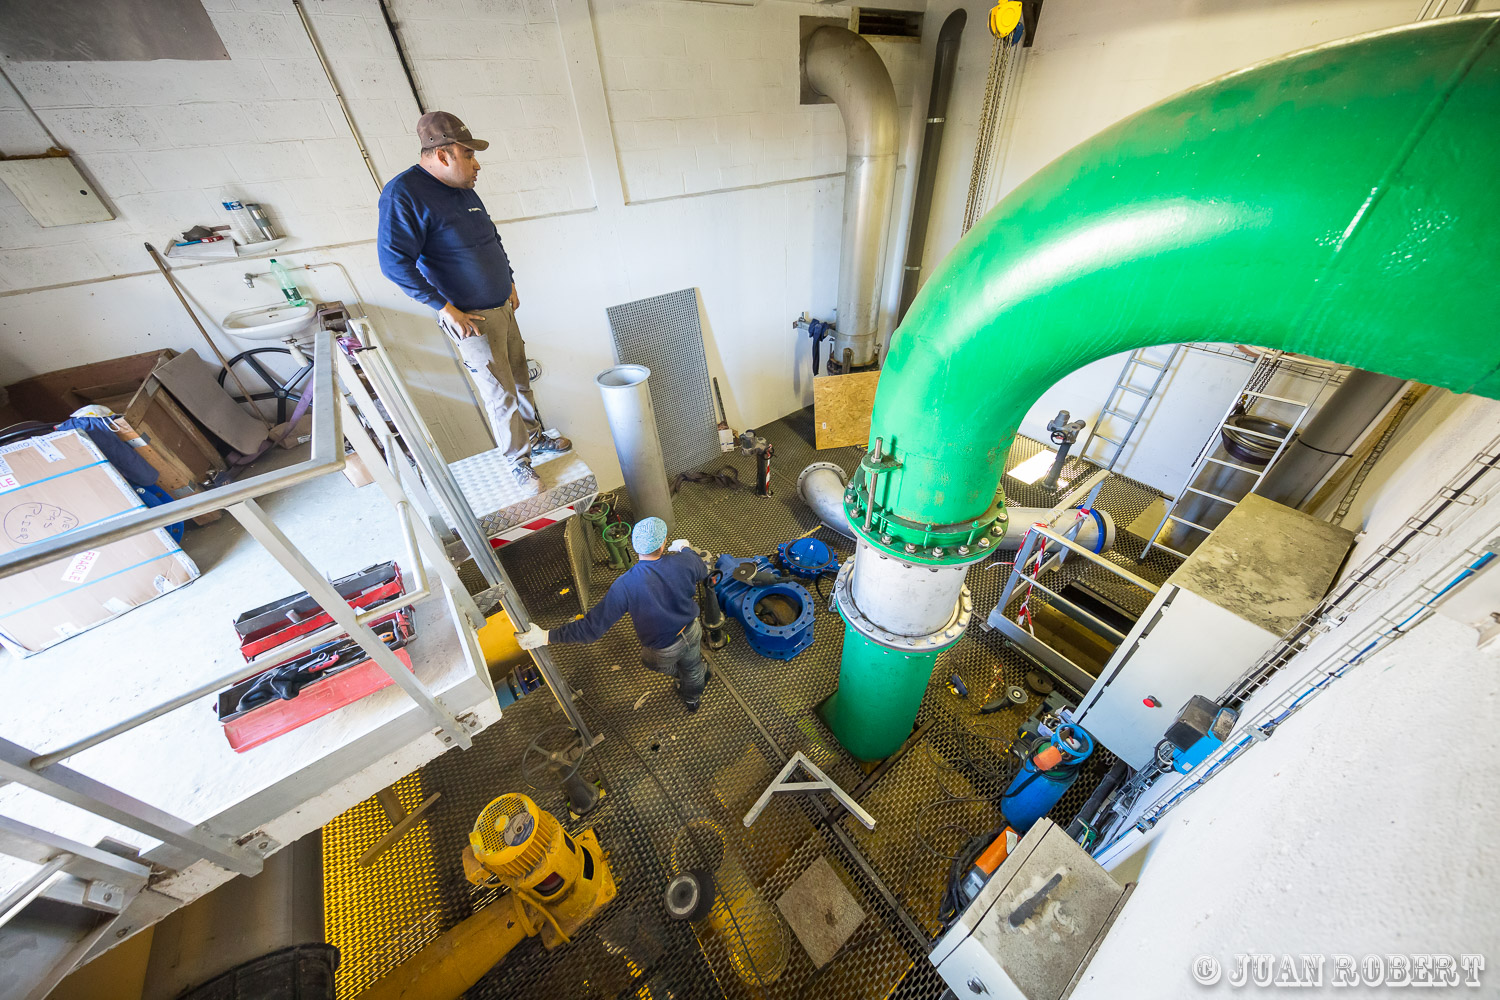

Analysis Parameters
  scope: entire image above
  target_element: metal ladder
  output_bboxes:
[1141,350,1336,559]
[1078,345,1183,471]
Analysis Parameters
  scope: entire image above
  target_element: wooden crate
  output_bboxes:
[3,350,175,422]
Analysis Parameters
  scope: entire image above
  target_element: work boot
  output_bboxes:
[681,670,711,713]
[512,462,542,496]
[532,430,571,455]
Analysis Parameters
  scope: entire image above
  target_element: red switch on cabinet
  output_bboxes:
[1142,696,1161,708]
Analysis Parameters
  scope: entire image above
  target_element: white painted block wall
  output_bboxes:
[0,0,919,487]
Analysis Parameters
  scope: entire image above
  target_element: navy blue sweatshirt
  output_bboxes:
[550,552,709,649]
[376,165,515,313]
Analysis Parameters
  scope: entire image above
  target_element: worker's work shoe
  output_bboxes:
[512,462,543,496]
[533,430,571,455]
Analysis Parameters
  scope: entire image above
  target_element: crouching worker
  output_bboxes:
[516,517,711,712]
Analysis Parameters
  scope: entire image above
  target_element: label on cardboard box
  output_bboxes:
[0,474,17,493]
[34,439,65,463]
[62,550,100,584]
[103,597,133,615]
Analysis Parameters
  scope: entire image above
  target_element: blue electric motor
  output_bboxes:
[1000,723,1094,834]
[713,554,816,660]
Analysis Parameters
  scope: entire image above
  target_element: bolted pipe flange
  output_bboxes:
[832,554,972,652]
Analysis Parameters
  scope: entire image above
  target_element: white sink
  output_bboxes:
[221,301,317,342]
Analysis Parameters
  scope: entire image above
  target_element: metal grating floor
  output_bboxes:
[322,411,1177,999]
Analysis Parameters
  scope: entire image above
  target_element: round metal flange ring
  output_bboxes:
[832,557,972,651]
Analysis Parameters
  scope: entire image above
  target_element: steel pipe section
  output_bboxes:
[849,540,970,637]
[596,364,674,531]
[824,16,1500,759]
[803,26,899,367]
[797,461,854,538]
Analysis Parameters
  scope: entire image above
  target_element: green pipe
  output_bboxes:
[825,16,1500,759]
[873,15,1500,529]
[821,626,939,761]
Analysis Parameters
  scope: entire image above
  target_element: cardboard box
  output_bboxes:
[0,430,199,656]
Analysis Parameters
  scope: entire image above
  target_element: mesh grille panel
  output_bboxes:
[605,288,722,479]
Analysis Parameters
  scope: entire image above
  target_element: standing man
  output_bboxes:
[377,110,568,496]
[516,517,712,713]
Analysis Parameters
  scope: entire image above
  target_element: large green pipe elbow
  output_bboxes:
[874,15,1500,528]
[825,16,1500,761]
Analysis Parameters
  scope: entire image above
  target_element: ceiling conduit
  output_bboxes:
[822,15,1500,761]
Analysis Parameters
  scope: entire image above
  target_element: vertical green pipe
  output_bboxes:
[824,16,1500,759]
[821,625,941,761]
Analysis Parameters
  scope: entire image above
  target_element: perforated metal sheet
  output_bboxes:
[322,413,1167,1000]
[605,289,722,479]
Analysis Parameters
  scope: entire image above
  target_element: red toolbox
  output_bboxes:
[218,608,416,753]
[234,561,404,661]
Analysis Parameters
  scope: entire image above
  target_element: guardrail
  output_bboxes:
[0,328,493,898]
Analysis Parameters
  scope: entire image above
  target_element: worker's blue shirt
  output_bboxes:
[550,551,709,650]
[376,165,515,313]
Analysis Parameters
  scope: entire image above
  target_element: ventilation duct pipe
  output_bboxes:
[798,460,1113,551]
[1258,369,1408,509]
[803,26,899,368]
[898,9,967,323]
[822,15,1500,761]
[596,364,674,532]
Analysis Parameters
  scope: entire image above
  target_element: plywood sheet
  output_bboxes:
[812,370,881,450]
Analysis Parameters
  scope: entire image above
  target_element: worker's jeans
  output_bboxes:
[442,301,541,467]
[640,619,707,707]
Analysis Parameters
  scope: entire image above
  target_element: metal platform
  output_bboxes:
[448,448,598,538]
[322,413,1174,1000]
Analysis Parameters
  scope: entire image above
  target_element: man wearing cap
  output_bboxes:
[377,110,567,496]
[516,517,712,712]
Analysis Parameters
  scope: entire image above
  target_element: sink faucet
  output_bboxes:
[242,272,255,288]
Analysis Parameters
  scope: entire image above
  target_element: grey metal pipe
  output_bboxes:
[596,364,674,531]
[898,9,967,323]
[796,460,1114,553]
[1257,369,1408,510]
[142,832,327,1000]
[803,26,899,368]
[798,462,854,538]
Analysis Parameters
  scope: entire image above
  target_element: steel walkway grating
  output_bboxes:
[323,411,1173,999]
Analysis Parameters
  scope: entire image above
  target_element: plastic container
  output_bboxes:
[268,259,307,306]
[221,199,261,246]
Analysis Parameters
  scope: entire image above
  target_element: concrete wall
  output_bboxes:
[1075,392,1500,998]
[0,0,920,483]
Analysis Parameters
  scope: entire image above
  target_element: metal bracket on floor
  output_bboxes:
[743,752,876,831]
[358,785,441,868]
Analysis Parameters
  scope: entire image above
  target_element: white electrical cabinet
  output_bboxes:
[931,819,1130,999]
[1077,495,1353,770]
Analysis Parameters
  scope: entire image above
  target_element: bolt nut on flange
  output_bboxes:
[881,534,893,544]
[904,543,917,553]
[978,537,991,548]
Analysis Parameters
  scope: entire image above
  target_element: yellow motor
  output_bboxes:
[463,793,616,950]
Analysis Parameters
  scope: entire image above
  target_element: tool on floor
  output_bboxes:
[521,723,604,819]
[743,751,875,830]
[947,673,969,698]
[713,376,735,452]
[664,869,716,921]
[700,574,730,649]
[999,720,1094,834]
[737,428,774,497]
[144,242,272,431]
[714,554,815,660]
[357,785,442,868]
